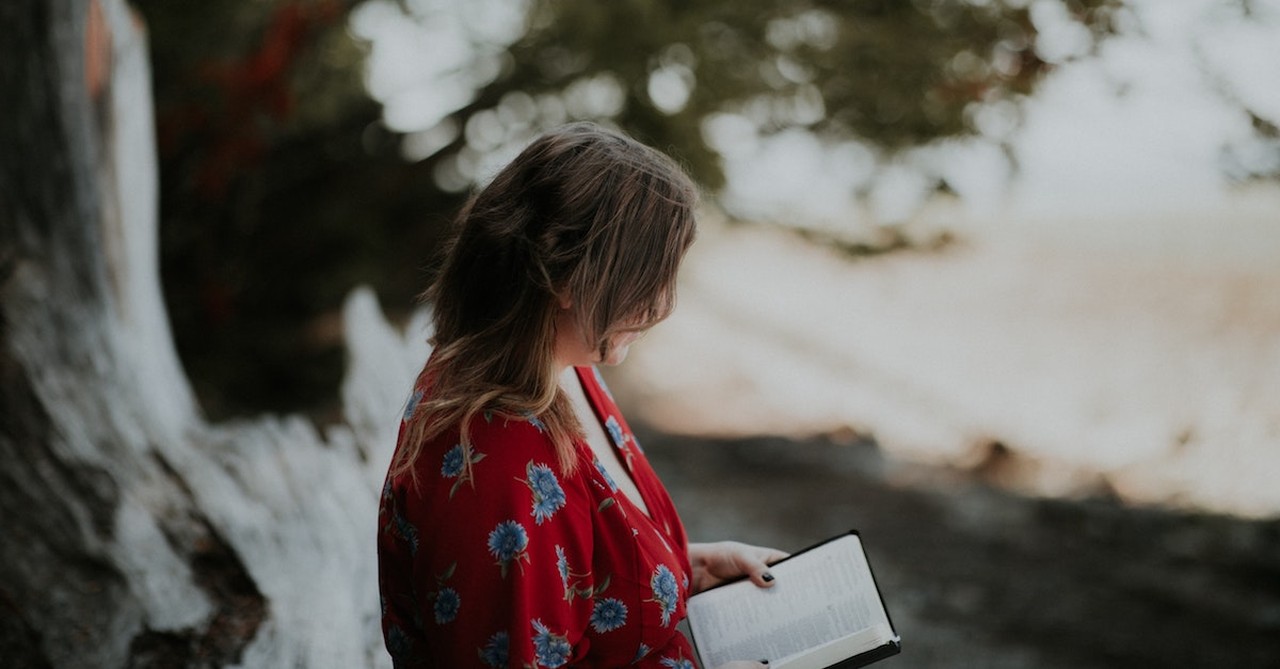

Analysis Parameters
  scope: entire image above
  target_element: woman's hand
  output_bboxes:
[688,541,788,594]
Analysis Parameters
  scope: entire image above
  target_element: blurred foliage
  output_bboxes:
[479,0,1124,190]
[136,0,453,418]
[136,0,1129,419]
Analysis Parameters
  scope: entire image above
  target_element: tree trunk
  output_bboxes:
[0,1,422,666]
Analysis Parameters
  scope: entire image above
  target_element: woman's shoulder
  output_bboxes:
[401,410,569,483]
[392,413,590,526]
[467,410,560,459]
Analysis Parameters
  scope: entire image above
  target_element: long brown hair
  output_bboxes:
[392,122,699,479]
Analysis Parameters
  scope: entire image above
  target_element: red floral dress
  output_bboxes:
[377,366,698,668]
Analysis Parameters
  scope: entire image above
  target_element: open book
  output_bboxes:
[686,531,900,669]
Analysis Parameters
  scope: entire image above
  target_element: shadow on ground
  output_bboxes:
[638,426,1280,669]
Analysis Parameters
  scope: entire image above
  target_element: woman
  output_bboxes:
[377,122,785,668]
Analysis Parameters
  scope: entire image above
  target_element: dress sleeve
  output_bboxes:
[397,416,597,668]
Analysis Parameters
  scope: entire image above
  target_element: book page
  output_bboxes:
[687,534,894,669]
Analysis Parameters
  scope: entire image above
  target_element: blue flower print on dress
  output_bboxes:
[592,366,616,400]
[486,520,530,578]
[441,444,465,478]
[385,623,414,663]
[604,415,626,448]
[478,630,509,667]
[441,443,486,498]
[594,459,619,492]
[556,545,570,591]
[633,643,651,664]
[590,597,628,633]
[380,481,417,554]
[659,657,695,669]
[523,411,547,433]
[523,461,567,525]
[429,562,459,623]
[433,587,460,624]
[649,564,679,627]
[604,415,638,466]
[554,544,599,601]
[380,479,393,506]
[402,388,424,422]
[383,505,419,556]
[531,619,572,668]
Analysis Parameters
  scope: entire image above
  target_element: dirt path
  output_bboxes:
[640,428,1280,668]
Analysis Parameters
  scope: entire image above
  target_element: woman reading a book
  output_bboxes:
[377,123,784,668]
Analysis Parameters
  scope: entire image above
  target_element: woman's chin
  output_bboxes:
[601,345,631,366]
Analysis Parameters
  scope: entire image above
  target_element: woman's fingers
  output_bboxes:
[689,541,790,591]
[741,544,789,588]
[740,551,774,587]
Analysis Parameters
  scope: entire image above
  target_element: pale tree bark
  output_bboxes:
[0,1,424,666]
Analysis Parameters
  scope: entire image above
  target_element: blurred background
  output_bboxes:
[142,0,1280,513]
[129,0,1280,664]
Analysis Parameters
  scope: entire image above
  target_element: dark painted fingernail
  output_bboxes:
[761,572,774,582]
[760,660,769,665]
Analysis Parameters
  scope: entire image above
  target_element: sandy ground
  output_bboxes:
[609,197,1280,518]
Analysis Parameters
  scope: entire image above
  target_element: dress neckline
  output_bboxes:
[572,365,660,523]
